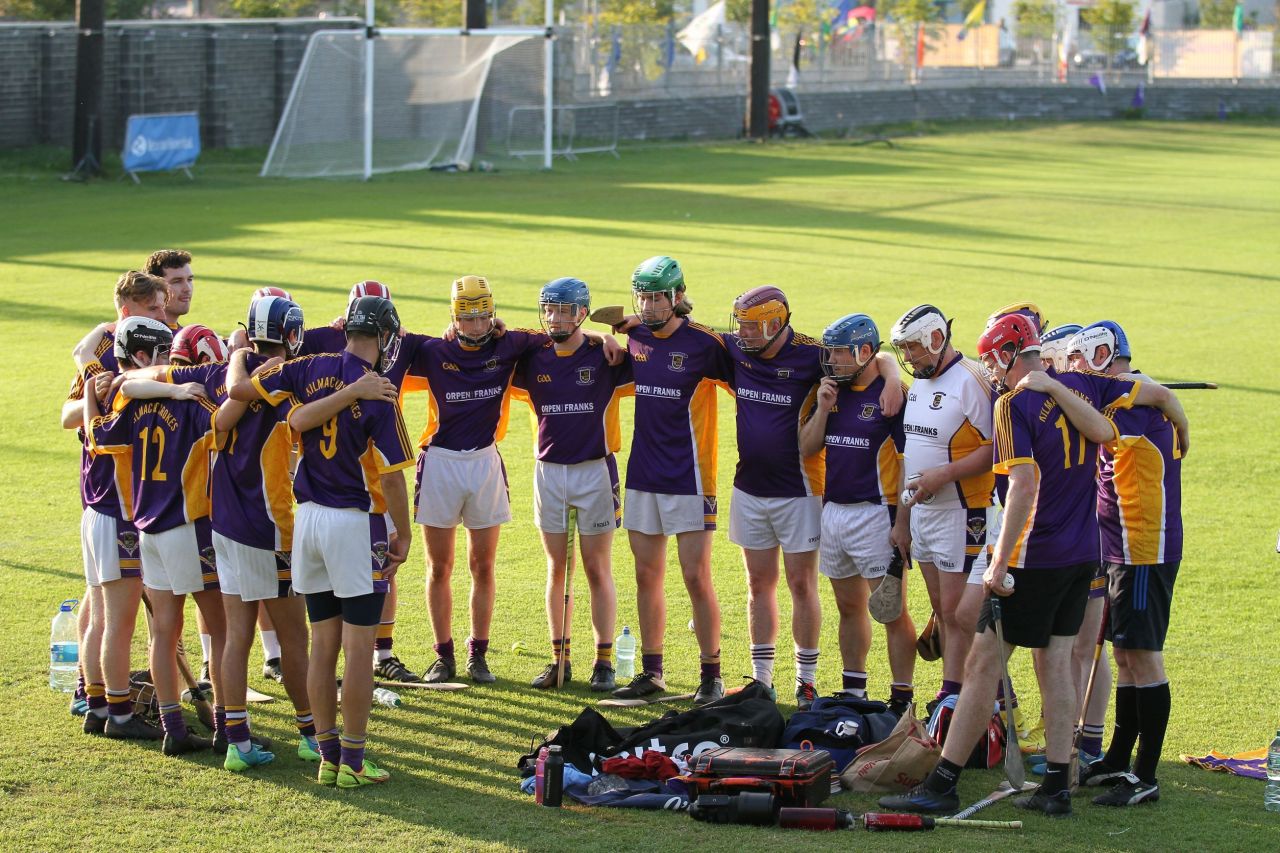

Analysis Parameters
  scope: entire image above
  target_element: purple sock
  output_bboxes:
[434,638,455,661]
[159,704,188,740]
[214,706,227,741]
[842,671,868,691]
[890,683,914,703]
[226,705,251,748]
[996,678,1018,710]
[75,671,87,702]
[937,679,962,699]
[467,637,489,657]
[700,660,721,681]
[340,735,366,773]
[317,728,341,764]
[641,653,664,677]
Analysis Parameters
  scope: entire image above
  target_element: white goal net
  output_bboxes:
[262,28,551,179]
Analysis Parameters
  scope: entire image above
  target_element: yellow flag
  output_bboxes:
[963,0,986,29]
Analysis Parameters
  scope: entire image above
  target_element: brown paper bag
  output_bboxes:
[840,705,940,793]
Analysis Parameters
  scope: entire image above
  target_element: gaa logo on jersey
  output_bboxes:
[576,366,596,386]
[117,531,139,555]
[668,352,688,372]
[929,391,947,410]
[859,403,877,421]
[483,358,499,372]
[443,362,460,372]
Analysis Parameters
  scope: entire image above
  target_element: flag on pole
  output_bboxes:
[1232,2,1244,34]
[957,0,985,41]
[915,20,926,68]
[1088,72,1107,95]
[1137,10,1151,66]
[787,31,802,88]
[677,0,726,65]
[1131,82,1145,109]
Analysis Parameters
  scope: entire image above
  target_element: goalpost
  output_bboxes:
[261,0,554,179]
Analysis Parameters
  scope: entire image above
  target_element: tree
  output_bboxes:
[1199,0,1238,28]
[1080,0,1134,68]
[0,0,149,19]
[1014,0,1055,40]
[884,0,942,74]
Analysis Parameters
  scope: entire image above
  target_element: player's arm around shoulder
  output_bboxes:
[1016,370,1116,445]
[288,371,396,433]
[1126,376,1190,456]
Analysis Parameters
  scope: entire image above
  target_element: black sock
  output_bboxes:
[1103,684,1139,769]
[1132,681,1170,784]
[1042,762,1070,795]
[926,758,962,793]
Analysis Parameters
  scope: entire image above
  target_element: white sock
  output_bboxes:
[199,633,212,663]
[260,629,280,661]
[375,647,392,662]
[795,646,819,686]
[749,643,776,685]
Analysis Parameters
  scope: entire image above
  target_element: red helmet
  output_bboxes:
[253,286,294,302]
[977,312,1041,371]
[170,324,228,365]
[349,280,391,307]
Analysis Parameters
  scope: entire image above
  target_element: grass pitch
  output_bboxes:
[2,122,1278,851]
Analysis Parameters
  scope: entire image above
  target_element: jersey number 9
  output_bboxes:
[319,416,339,460]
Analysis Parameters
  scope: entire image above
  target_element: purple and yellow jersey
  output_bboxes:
[902,352,996,509]
[1098,394,1183,565]
[300,326,433,394]
[167,358,295,552]
[818,376,907,506]
[725,329,826,498]
[625,320,733,497]
[87,393,219,534]
[403,330,545,452]
[993,369,1139,569]
[299,325,347,358]
[511,338,634,464]
[252,351,415,513]
[68,331,130,518]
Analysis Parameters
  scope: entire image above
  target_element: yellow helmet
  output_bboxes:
[985,302,1047,335]
[451,275,496,346]
[730,286,790,353]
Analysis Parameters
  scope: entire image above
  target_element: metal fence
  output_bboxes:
[561,22,1280,103]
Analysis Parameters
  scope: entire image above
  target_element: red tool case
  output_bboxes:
[686,747,834,807]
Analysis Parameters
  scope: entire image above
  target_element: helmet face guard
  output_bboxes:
[977,313,1041,395]
[1068,327,1118,373]
[451,275,496,347]
[540,301,587,343]
[891,306,952,380]
[1039,324,1082,373]
[822,342,878,385]
[246,296,305,358]
[821,313,881,385]
[633,287,679,330]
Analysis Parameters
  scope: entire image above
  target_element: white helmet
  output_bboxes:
[113,316,174,367]
[890,304,951,379]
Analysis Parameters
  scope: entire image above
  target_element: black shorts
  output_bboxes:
[975,562,1095,648]
[1105,561,1179,651]
[304,590,386,627]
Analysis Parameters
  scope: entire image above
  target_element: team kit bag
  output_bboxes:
[686,747,836,807]
[781,695,900,772]
[519,681,783,776]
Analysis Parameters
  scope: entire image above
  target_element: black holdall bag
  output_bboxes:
[518,680,784,776]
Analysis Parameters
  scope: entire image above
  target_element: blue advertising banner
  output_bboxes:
[122,112,200,178]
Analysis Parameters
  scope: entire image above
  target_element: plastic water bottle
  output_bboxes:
[615,626,636,680]
[1266,730,1280,812]
[49,599,79,692]
[372,687,401,708]
[534,746,549,804]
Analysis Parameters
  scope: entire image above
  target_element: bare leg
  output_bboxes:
[580,531,616,649]
[100,577,143,699]
[423,525,456,646]
[629,530,668,663]
[338,622,379,740]
[466,525,501,642]
[677,530,719,659]
[308,615,341,737]
[263,595,311,713]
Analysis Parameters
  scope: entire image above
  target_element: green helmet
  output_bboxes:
[632,256,685,293]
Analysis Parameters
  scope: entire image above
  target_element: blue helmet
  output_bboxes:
[1071,320,1131,371]
[1039,323,1082,372]
[821,313,881,384]
[539,277,590,342]
[247,295,305,356]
